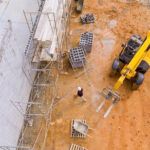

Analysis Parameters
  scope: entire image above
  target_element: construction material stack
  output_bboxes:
[70,144,87,150]
[79,32,94,53]
[69,47,86,69]
[81,14,95,24]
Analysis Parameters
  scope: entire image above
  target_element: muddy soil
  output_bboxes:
[43,0,150,150]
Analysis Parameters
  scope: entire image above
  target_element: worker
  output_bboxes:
[77,87,87,102]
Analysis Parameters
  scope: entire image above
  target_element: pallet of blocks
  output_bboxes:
[79,32,94,53]
[80,13,95,24]
[69,47,86,69]
[70,144,87,150]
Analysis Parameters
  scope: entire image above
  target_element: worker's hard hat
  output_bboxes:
[78,87,82,91]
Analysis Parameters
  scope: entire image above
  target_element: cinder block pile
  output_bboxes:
[69,47,86,69]
[79,32,94,53]
[81,13,95,24]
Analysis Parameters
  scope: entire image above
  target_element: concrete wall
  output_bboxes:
[0,0,38,147]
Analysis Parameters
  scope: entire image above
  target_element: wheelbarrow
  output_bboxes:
[73,120,91,137]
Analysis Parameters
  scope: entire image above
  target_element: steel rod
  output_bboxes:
[23,10,31,33]
[0,146,32,150]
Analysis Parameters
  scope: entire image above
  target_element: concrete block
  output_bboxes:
[69,47,86,69]
[79,32,94,53]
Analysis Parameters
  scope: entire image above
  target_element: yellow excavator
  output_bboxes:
[97,31,150,118]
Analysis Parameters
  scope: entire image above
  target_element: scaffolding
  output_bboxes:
[0,0,72,150]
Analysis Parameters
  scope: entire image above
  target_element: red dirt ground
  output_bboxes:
[44,0,150,150]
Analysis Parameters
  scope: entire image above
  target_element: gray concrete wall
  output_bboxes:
[0,0,38,146]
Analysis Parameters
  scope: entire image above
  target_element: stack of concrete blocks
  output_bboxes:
[70,144,87,150]
[69,47,86,69]
[79,32,94,53]
[81,13,95,24]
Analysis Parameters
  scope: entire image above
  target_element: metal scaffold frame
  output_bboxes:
[0,0,72,150]
[23,0,71,61]
[10,101,47,118]
[0,146,32,150]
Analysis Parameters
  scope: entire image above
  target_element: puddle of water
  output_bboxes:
[101,39,115,54]
[108,20,117,29]
[94,28,101,34]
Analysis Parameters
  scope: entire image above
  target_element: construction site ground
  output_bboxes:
[24,0,150,150]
